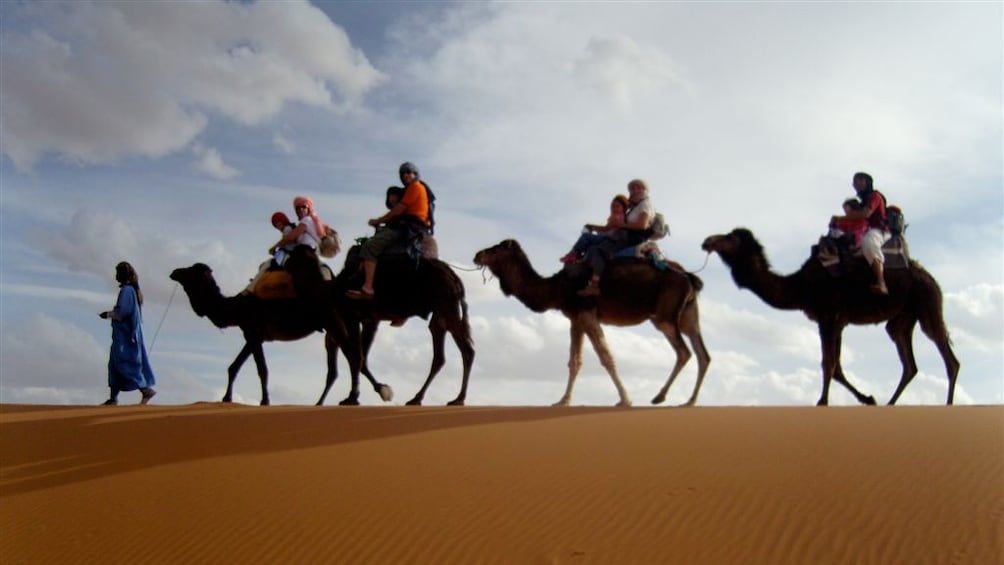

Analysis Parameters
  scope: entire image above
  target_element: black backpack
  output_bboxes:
[886,205,906,236]
[423,182,436,235]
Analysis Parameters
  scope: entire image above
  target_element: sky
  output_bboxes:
[1,1,1001,408]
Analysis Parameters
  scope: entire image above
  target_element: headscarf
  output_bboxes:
[271,211,290,227]
[627,178,649,202]
[399,162,420,184]
[293,196,326,238]
[115,261,143,308]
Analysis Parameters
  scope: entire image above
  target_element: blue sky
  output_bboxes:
[1,1,1001,407]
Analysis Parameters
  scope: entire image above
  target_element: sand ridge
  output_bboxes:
[2,404,1002,564]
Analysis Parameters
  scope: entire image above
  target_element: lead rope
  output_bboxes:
[148,282,178,354]
[686,251,712,274]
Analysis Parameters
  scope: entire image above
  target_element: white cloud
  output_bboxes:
[193,145,240,180]
[0,314,106,390]
[273,132,296,155]
[0,0,384,171]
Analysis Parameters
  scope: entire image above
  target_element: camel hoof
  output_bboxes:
[222,397,233,403]
[863,396,877,406]
[816,398,829,406]
[651,394,666,405]
[377,384,394,402]
[339,397,360,406]
[405,397,423,406]
[260,399,270,406]
[552,399,570,407]
[447,398,465,406]
[615,399,633,407]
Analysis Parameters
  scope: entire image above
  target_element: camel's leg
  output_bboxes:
[816,320,840,406]
[408,319,448,406]
[582,316,631,407]
[918,312,961,405]
[224,343,253,403]
[446,319,475,406]
[649,318,691,406]
[359,320,393,402]
[332,319,363,406]
[660,300,711,407]
[249,343,270,406]
[555,322,586,407]
[831,330,877,405]
[885,313,919,406]
[317,333,339,406]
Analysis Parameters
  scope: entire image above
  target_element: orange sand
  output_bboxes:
[2,404,1002,564]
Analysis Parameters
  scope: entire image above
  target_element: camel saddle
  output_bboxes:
[816,235,911,276]
[251,265,334,300]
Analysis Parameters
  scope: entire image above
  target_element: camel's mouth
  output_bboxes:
[472,251,487,267]
[700,236,718,252]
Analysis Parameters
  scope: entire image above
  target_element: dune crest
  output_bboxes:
[2,404,1001,564]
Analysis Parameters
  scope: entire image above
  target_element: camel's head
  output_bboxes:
[701,228,761,259]
[473,239,524,271]
[169,263,220,316]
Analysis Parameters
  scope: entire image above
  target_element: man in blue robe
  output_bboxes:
[100,262,156,405]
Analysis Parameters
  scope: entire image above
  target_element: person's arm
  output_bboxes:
[270,224,306,253]
[102,287,135,321]
[835,194,879,222]
[369,202,408,227]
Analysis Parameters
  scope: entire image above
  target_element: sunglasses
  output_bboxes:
[295,205,308,210]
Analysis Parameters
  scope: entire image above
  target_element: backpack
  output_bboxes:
[648,212,670,240]
[423,182,437,235]
[318,224,341,258]
[886,206,906,236]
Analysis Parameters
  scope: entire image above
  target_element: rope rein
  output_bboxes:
[148,282,179,354]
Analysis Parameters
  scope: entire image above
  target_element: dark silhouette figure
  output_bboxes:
[169,263,391,406]
[702,228,960,405]
[473,239,710,406]
[285,245,474,406]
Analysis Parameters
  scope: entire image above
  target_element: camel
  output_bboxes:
[472,239,710,407]
[169,263,392,406]
[284,244,475,406]
[701,228,960,405]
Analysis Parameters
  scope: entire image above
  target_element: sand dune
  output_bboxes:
[2,403,1001,564]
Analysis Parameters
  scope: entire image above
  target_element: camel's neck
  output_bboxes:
[491,257,563,313]
[724,252,804,310]
[186,285,244,328]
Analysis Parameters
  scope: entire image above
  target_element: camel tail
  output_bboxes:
[685,272,704,293]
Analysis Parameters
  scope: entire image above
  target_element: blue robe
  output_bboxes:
[107,285,156,391]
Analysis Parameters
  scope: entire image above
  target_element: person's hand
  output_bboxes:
[368,218,381,227]
[99,311,110,319]
[268,245,277,255]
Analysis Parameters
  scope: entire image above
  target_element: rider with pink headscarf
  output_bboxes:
[272,196,328,253]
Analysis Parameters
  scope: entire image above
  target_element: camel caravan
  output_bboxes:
[169,167,959,408]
